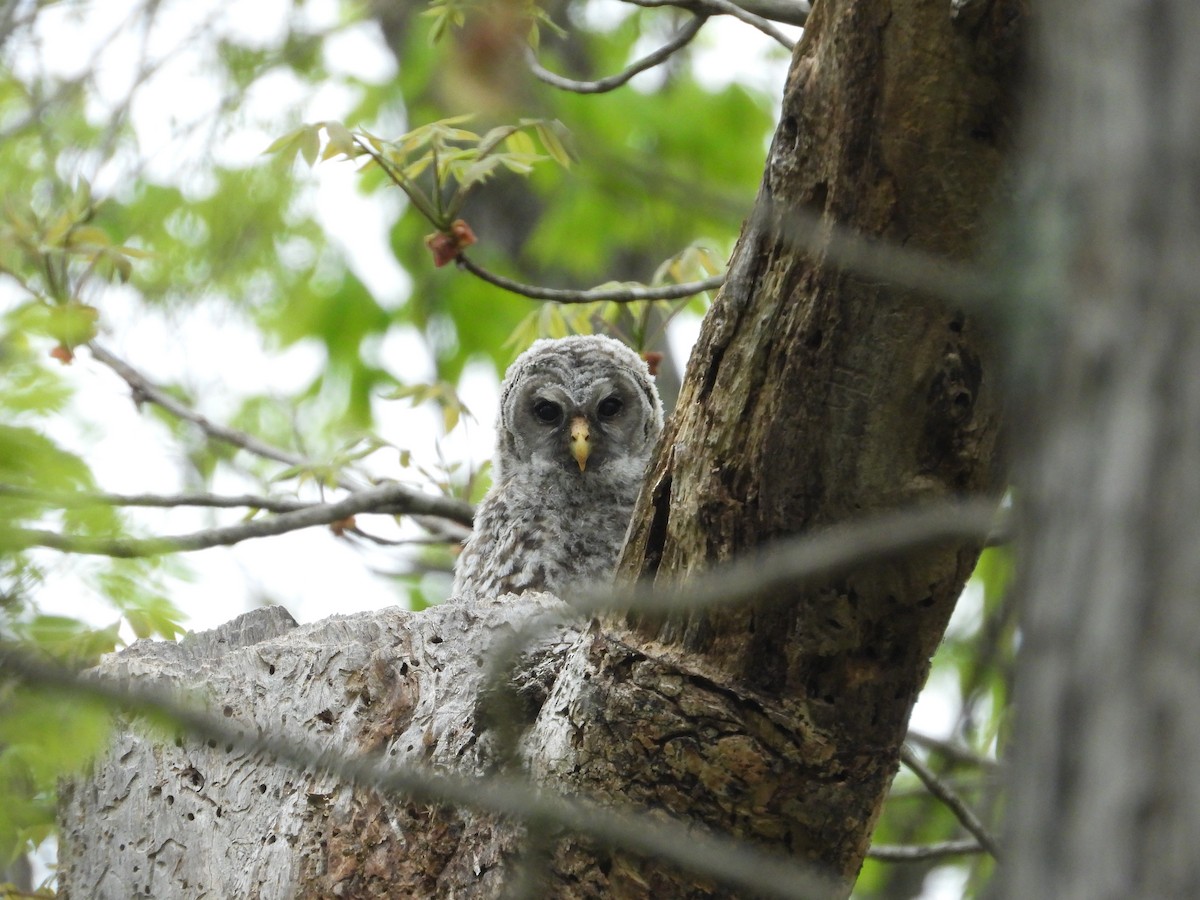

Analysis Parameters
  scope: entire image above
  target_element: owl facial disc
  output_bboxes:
[569,416,590,471]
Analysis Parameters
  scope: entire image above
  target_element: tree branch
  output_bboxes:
[0,648,836,900]
[586,499,1001,616]
[525,15,707,95]
[0,484,312,515]
[900,744,1001,860]
[906,729,1001,773]
[867,840,986,862]
[8,482,474,557]
[455,253,724,304]
[87,342,364,488]
[733,0,810,27]
[620,0,797,50]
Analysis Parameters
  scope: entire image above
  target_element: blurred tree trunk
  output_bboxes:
[57,0,1023,897]
[999,1,1200,897]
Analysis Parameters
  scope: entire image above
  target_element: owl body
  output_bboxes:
[452,335,663,599]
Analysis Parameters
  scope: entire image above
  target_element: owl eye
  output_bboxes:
[597,396,623,418]
[532,399,562,424]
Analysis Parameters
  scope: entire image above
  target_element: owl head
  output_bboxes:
[495,335,664,481]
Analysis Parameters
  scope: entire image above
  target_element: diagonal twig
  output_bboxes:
[906,729,1001,773]
[582,499,1001,616]
[0,647,838,900]
[88,342,329,476]
[900,744,1001,860]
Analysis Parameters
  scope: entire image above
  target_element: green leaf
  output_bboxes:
[299,125,320,166]
[505,130,538,157]
[534,121,574,169]
[321,120,357,159]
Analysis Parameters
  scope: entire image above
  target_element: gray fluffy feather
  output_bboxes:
[452,335,664,599]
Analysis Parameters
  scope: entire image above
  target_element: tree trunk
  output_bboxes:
[57,0,1024,897]
[998,1,1200,897]
[586,0,1019,889]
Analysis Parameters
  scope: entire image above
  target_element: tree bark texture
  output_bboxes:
[999,2,1200,898]
[588,0,1021,889]
[58,599,586,898]
[57,0,1025,897]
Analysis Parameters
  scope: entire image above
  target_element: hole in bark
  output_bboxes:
[132,866,140,873]
[119,844,125,851]
[268,664,276,675]
[173,735,183,748]
[207,739,217,749]
[948,316,964,333]
[316,709,335,725]
[805,328,823,349]
[780,115,798,147]
[399,662,409,675]
[810,180,828,211]
[599,856,612,877]
[918,595,935,608]
[166,795,174,805]
[216,807,223,818]
[970,123,996,144]
[429,634,444,644]
[186,813,194,821]
[225,743,234,753]
[953,389,972,410]
[259,784,268,794]
[267,834,277,844]
[222,705,233,717]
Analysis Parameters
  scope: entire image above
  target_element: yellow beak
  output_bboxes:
[569,416,590,472]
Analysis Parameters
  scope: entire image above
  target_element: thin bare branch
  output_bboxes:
[620,0,796,50]
[906,729,1001,773]
[526,15,707,94]
[755,199,996,311]
[735,0,810,26]
[0,484,310,515]
[900,744,1001,860]
[583,499,1001,617]
[456,254,724,304]
[867,839,986,862]
[84,343,482,536]
[88,342,324,475]
[0,648,837,900]
[8,482,474,557]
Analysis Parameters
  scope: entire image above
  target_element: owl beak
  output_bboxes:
[569,416,590,472]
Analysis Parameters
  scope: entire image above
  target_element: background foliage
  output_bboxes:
[0,1,1008,895]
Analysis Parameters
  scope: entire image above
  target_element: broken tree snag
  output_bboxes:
[586,0,1021,892]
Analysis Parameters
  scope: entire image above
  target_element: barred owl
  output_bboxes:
[452,335,664,599]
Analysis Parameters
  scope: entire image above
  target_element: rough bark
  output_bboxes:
[998,1,1200,897]
[58,599,583,898]
[57,0,1025,897]
[570,0,1021,890]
